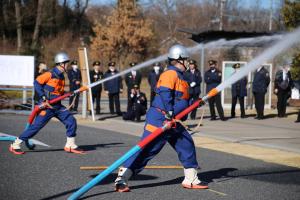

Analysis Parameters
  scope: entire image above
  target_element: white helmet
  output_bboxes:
[168,44,189,60]
[54,52,70,64]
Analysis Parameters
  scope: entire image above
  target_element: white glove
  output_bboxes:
[190,82,196,87]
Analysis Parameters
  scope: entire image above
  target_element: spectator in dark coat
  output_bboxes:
[147,62,163,105]
[90,61,103,114]
[274,63,293,118]
[104,62,123,115]
[252,65,270,120]
[125,62,142,109]
[67,60,82,112]
[123,84,147,122]
[231,63,247,118]
[34,62,48,104]
[184,59,202,119]
[204,60,225,121]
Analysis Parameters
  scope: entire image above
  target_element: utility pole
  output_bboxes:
[219,0,226,31]
[269,0,273,31]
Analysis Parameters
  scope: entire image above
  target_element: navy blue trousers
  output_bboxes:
[19,104,77,141]
[124,107,199,174]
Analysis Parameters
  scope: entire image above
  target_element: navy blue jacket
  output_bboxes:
[103,70,123,94]
[67,69,81,91]
[147,70,162,92]
[90,70,103,92]
[274,70,293,92]
[204,69,222,93]
[232,76,247,97]
[252,67,270,94]
[184,69,202,95]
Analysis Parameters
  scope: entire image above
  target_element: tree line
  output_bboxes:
[0,0,299,73]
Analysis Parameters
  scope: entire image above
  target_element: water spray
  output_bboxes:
[5,30,291,147]
[68,28,300,200]
[81,34,283,92]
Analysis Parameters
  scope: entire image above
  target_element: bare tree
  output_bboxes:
[74,0,89,35]
[14,0,22,54]
[1,0,9,49]
[31,0,44,50]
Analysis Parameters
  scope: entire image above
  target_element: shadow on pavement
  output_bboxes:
[27,148,65,153]
[89,173,158,185]
[40,167,300,200]
[39,188,79,200]
[80,142,124,151]
[216,168,300,185]
[27,143,124,153]
[97,115,121,121]
[129,167,300,190]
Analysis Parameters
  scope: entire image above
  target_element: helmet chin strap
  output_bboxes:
[178,59,189,71]
[59,63,68,72]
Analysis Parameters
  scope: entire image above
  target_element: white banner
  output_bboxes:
[0,55,34,86]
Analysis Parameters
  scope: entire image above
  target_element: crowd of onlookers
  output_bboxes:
[34,58,300,123]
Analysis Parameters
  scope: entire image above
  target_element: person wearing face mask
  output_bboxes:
[231,63,247,118]
[252,65,270,120]
[104,62,123,115]
[204,60,225,121]
[122,84,147,122]
[147,62,163,105]
[9,52,85,155]
[67,60,82,112]
[34,62,48,104]
[125,62,142,110]
[274,61,293,118]
[35,62,48,77]
[90,61,103,114]
[184,59,202,120]
[114,44,208,193]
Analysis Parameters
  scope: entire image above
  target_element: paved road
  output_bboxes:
[2,102,299,154]
[0,114,300,200]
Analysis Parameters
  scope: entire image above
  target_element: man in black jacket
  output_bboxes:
[123,84,147,122]
[252,65,270,120]
[147,62,163,105]
[104,62,123,115]
[68,60,81,112]
[125,62,142,109]
[90,61,103,114]
[274,63,292,118]
[204,60,225,121]
[184,60,202,119]
[231,63,247,118]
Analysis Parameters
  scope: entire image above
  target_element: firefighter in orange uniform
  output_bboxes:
[9,52,85,155]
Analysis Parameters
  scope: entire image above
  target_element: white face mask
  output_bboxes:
[72,65,78,70]
[110,67,115,72]
[154,66,160,73]
[39,64,47,72]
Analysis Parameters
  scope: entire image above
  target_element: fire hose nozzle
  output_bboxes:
[207,88,218,98]
[78,86,88,92]
[199,99,206,107]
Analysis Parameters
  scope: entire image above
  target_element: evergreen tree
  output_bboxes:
[90,0,153,70]
[282,0,300,81]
